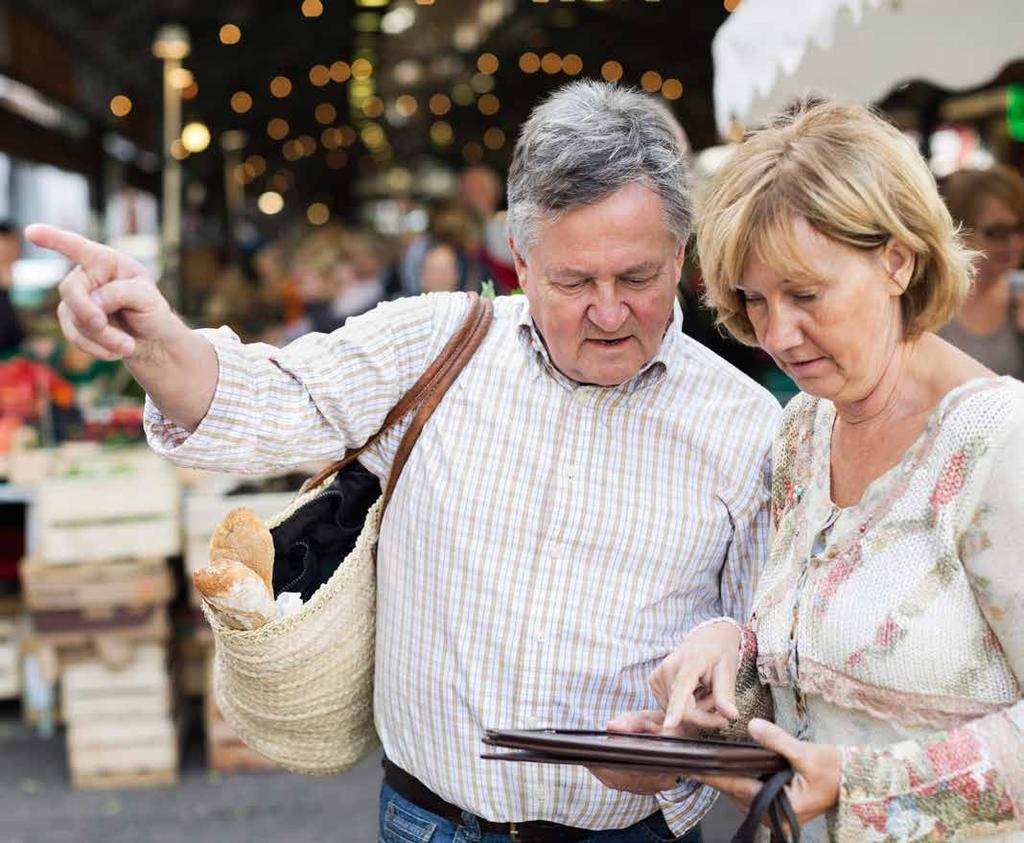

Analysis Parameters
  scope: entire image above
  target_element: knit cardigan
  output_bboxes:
[727,376,1024,842]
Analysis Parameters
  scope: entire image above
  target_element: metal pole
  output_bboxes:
[161,55,183,310]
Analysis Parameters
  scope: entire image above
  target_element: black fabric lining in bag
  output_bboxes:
[270,462,381,602]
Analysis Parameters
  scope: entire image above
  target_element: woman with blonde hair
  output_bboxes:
[609,101,1024,841]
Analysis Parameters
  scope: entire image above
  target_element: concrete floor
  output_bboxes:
[0,701,742,843]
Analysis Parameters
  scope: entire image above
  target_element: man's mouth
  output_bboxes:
[589,337,630,347]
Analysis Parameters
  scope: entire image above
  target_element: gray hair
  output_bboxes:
[506,80,693,254]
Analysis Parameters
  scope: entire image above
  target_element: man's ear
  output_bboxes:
[510,239,529,290]
[882,239,915,295]
[673,243,687,280]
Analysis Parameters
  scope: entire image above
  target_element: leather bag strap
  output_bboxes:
[730,768,800,843]
[300,293,493,504]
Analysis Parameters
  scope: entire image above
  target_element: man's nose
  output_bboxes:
[587,288,629,333]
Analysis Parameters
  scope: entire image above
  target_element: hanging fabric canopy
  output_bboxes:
[712,0,1024,137]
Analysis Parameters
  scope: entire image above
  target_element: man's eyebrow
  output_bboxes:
[617,261,662,275]
[547,266,592,279]
[547,261,663,278]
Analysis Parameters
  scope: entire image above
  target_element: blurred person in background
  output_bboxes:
[458,164,518,293]
[282,225,384,343]
[0,221,25,354]
[939,165,1024,378]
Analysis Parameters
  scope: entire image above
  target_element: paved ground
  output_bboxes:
[0,701,742,843]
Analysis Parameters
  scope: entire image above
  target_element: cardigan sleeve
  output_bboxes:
[834,410,1024,841]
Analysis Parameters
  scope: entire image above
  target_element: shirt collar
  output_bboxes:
[515,296,683,393]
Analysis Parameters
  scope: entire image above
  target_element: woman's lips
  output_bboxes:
[787,357,827,375]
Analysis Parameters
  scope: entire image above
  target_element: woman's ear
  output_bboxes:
[882,239,915,295]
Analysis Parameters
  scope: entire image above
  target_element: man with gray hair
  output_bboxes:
[30,81,778,841]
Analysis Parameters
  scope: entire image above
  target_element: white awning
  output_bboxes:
[712,0,1024,137]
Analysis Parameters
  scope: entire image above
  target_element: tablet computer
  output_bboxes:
[481,728,786,776]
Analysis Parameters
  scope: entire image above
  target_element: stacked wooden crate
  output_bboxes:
[60,644,179,789]
[18,445,182,788]
[0,597,22,700]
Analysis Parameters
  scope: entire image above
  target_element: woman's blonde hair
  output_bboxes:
[697,100,975,345]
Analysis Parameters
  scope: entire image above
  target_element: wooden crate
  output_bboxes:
[204,658,278,772]
[61,643,171,723]
[34,449,180,564]
[0,613,20,699]
[68,716,179,787]
[31,604,170,649]
[21,558,174,612]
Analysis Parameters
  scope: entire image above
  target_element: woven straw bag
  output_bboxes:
[201,295,493,775]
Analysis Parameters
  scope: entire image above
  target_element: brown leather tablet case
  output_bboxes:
[481,728,787,776]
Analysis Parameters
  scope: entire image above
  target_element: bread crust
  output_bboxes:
[209,508,274,592]
[193,558,278,630]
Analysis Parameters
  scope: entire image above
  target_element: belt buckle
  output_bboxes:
[509,822,521,842]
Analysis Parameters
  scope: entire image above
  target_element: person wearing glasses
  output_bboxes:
[939,165,1024,378]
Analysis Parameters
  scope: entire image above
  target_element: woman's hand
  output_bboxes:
[693,718,841,827]
[587,710,686,795]
[650,620,742,731]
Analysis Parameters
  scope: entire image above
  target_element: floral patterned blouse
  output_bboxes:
[731,376,1024,842]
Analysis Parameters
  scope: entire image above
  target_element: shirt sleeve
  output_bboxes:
[835,412,1024,842]
[719,427,775,624]
[144,293,471,475]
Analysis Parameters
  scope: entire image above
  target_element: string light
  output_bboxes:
[430,121,454,146]
[330,61,352,82]
[219,24,241,45]
[477,94,500,116]
[351,59,373,80]
[395,95,418,118]
[267,118,290,140]
[315,103,337,124]
[483,127,506,150]
[519,52,541,73]
[270,76,293,98]
[258,191,284,215]
[661,78,683,100]
[429,94,451,116]
[307,203,330,225]
[110,95,132,117]
[477,53,499,74]
[309,64,331,86]
[181,122,211,153]
[640,70,663,92]
[230,91,253,113]
[326,149,348,169]
[541,53,562,74]
[724,0,741,10]
[302,0,324,17]
[601,60,623,82]
[462,141,483,164]
[562,54,583,75]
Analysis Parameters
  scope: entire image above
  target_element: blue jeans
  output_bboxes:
[379,782,703,843]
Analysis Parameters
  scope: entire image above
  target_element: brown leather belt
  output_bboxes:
[383,759,594,842]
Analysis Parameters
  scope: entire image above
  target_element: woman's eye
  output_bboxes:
[743,295,765,306]
[793,292,817,302]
